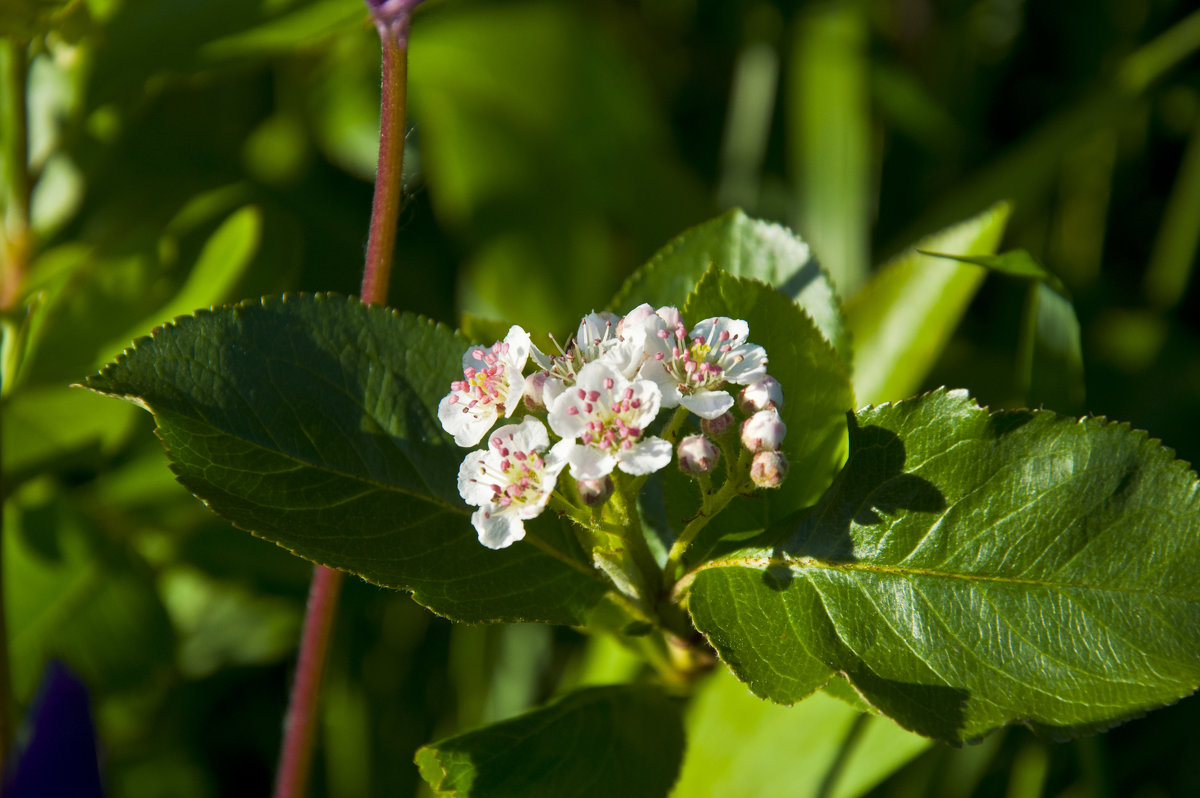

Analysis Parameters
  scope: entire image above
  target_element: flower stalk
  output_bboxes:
[274,4,416,796]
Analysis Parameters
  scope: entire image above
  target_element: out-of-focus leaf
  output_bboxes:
[787,2,871,296]
[82,294,608,624]
[846,202,1010,405]
[1,384,136,481]
[409,1,702,332]
[0,0,77,39]
[612,209,849,360]
[687,389,1200,743]
[920,248,1069,297]
[5,490,174,700]
[416,685,684,798]
[924,249,1084,411]
[664,270,852,541]
[87,0,359,106]
[103,204,262,361]
[158,566,301,678]
[673,668,930,798]
[1022,281,1085,411]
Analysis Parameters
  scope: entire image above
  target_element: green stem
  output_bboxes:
[0,38,26,779]
[1,38,31,311]
[611,476,662,604]
[662,448,752,589]
[274,8,412,798]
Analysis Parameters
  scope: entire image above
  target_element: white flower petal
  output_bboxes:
[680,390,735,419]
[616,437,673,475]
[457,450,496,505]
[438,394,495,447]
[472,506,525,549]
[496,417,549,453]
[568,445,617,480]
[637,361,681,408]
[722,343,768,384]
[548,390,587,440]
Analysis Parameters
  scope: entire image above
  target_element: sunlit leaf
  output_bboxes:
[82,294,608,624]
[663,270,852,543]
[673,668,930,798]
[687,389,1200,743]
[416,685,684,798]
[846,203,1010,405]
[612,209,848,360]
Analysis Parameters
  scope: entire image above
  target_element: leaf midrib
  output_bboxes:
[696,556,1199,601]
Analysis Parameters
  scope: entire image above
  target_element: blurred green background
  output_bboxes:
[2,0,1199,795]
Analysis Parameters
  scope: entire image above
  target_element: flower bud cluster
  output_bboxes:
[438,304,788,548]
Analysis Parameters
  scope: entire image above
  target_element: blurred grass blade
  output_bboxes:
[1118,9,1200,95]
[787,1,871,296]
[923,249,1084,411]
[717,40,779,212]
[846,202,1010,406]
[1145,120,1200,309]
[1021,281,1085,411]
[897,9,1200,253]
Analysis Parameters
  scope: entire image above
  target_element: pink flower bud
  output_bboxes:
[750,450,788,488]
[677,434,720,477]
[523,371,549,411]
[700,411,734,437]
[577,476,614,506]
[741,409,786,453]
[739,375,784,414]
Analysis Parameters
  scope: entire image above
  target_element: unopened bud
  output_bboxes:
[577,476,614,507]
[523,371,549,411]
[700,411,734,437]
[739,375,784,414]
[741,409,786,453]
[677,434,720,477]
[750,450,788,489]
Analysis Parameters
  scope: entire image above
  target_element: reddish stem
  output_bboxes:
[272,10,411,798]
[272,566,344,798]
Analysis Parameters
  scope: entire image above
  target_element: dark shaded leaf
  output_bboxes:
[416,685,685,798]
[83,294,607,624]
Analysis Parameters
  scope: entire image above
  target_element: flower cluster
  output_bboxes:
[439,304,788,548]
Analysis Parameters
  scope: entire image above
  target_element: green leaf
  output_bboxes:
[687,388,1200,743]
[919,248,1070,298]
[416,685,685,798]
[4,490,174,699]
[611,209,849,360]
[82,294,608,624]
[669,269,853,537]
[845,203,1011,405]
[922,249,1085,411]
[673,668,931,798]
[102,204,263,365]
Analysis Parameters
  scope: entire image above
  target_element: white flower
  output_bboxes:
[639,315,768,419]
[438,326,531,447]
[530,309,650,404]
[457,418,571,549]
[547,361,672,480]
